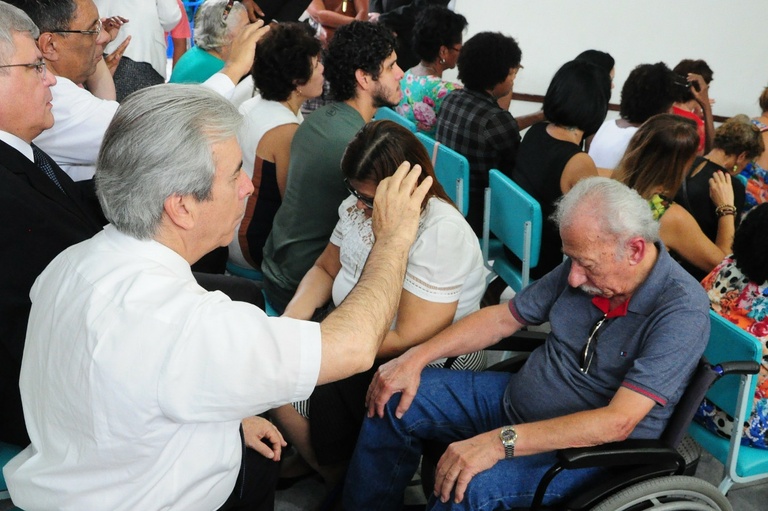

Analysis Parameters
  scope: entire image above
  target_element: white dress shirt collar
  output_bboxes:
[0,129,34,162]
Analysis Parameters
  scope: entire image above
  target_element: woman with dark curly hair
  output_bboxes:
[675,115,763,279]
[510,59,609,279]
[228,22,324,273]
[395,5,466,135]
[697,202,768,450]
[588,62,677,170]
[615,114,736,278]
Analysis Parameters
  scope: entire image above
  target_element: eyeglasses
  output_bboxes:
[344,178,375,209]
[50,18,102,37]
[222,0,235,23]
[0,59,47,79]
[580,314,609,375]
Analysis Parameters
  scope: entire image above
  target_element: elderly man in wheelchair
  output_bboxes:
[342,177,723,510]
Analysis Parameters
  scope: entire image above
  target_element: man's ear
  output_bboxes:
[163,193,195,230]
[626,237,646,266]
[355,68,372,92]
[36,32,59,62]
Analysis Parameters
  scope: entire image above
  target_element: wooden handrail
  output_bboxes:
[511,92,729,123]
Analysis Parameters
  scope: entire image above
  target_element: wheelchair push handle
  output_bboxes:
[714,361,760,376]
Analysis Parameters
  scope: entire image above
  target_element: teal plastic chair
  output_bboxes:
[481,170,542,293]
[225,261,263,282]
[373,107,416,133]
[689,311,768,494]
[1,441,23,500]
[224,262,280,316]
[415,132,470,217]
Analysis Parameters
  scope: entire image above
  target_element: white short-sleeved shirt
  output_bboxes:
[4,225,321,511]
[331,196,485,322]
[33,76,118,182]
[33,76,237,182]
[587,119,639,170]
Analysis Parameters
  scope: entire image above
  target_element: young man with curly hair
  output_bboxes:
[262,20,404,313]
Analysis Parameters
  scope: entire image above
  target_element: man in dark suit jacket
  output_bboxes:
[0,2,105,447]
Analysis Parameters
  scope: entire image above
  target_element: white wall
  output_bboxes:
[451,0,766,121]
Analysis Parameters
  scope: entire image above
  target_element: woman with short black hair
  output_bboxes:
[510,59,610,279]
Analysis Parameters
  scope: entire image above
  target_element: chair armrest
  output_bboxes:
[558,440,684,470]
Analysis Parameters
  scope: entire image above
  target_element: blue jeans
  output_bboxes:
[343,368,603,510]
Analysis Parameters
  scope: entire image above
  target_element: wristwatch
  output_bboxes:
[499,425,517,459]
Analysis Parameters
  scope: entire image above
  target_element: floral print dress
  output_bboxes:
[396,70,459,136]
[697,257,768,449]
[737,118,768,217]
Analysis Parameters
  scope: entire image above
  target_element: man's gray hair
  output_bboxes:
[0,2,39,69]
[194,0,247,51]
[553,177,660,245]
[96,84,243,240]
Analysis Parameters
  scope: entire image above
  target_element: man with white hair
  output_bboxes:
[344,177,711,509]
[4,83,431,511]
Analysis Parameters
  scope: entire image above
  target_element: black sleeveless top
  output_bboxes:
[510,122,583,279]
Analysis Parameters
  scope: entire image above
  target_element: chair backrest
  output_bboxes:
[702,311,762,419]
[660,358,719,448]
[415,132,470,216]
[482,170,543,291]
[373,107,417,133]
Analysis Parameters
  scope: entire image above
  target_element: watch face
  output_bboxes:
[501,426,517,445]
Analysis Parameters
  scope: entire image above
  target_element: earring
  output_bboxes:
[733,164,739,173]
[439,58,445,64]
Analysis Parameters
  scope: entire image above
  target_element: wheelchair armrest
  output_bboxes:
[558,439,684,471]
[530,440,686,510]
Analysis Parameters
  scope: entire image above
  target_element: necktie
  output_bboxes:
[32,145,66,194]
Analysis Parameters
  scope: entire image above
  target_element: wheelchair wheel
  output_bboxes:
[590,475,732,511]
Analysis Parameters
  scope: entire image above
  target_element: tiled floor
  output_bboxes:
[273,450,767,511]
[1,450,764,510]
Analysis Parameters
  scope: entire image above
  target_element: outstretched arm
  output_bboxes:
[316,163,432,385]
[367,302,523,418]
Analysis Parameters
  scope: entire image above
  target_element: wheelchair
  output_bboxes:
[419,325,757,511]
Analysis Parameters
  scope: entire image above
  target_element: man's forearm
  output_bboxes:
[318,235,412,384]
[407,303,522,370]
[511,387,655,457]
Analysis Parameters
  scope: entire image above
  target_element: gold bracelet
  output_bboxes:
[715,204,737,217]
